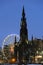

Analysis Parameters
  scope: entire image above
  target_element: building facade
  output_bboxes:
[14,7,43,64]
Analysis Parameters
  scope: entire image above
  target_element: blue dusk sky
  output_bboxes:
[0,0,43,46]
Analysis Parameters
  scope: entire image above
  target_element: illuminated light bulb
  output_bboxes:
[11,58,16,63]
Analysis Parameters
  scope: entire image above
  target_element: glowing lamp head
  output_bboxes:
[12,58,16,62]
[9,58,16,63]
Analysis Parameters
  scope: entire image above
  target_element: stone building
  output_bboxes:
[14,7,43,64]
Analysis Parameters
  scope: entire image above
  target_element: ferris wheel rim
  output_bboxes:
[2,34,20,48]
[2,34,20,60]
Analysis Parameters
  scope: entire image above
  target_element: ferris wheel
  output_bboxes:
[2,34,20,60]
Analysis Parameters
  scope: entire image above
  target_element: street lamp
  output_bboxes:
[8,58,16,63]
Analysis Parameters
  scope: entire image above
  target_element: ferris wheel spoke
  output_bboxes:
[2,34,20,60]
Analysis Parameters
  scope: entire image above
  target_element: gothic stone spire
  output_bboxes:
[20,6,28,42]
